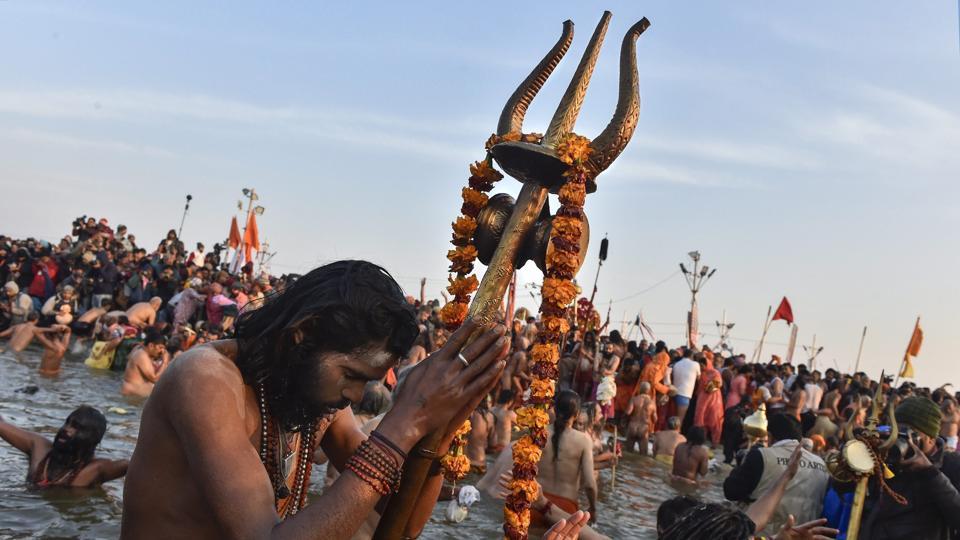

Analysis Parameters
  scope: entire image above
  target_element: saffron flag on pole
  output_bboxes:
[900,318,923,379]
[228,216,242,250]
[772,297,794,325]
[243,212,260,264]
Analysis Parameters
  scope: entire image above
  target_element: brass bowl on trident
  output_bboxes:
[374,11,650,539]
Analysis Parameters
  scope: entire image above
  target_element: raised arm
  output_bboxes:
[0,414,49,456]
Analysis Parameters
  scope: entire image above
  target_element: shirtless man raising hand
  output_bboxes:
[120,261,510,540]
[121,329,169,397]
[0,406,127,488]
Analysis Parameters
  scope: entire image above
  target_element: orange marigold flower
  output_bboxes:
[558,181,586,207]
[541,316,570,336]
[440,453,470,481]
[555,133,593,165]
[551,216,583,240]
[547,250,580,275]
[447,275,479,298]
[484,133,500,151]
[453,419,472,439]
[500,131,522,143]
[513,435,543,463]
[504,507,531,530]
[451,215,478,240]
[469,160,504,183]
[516,407,550,431]
[529,343,559,363]
[542,278,579,308]
[511,478,539,500]
[520,132,543,143]
[447,244,478,266]
[530,378,556,399]
[439,301,469,327]
[461,187,489,208]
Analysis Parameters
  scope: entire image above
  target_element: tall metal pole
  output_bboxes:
[177,194,192,240]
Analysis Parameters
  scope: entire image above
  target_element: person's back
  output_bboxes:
[723,414,828,534]
[652,417,686,462]
[671,357,700,400]
[671,426,708,483]
[537,390,597,521]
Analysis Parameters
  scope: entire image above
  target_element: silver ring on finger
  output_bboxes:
[458,353,470,368]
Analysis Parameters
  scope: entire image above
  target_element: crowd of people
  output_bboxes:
[1,216,959,540]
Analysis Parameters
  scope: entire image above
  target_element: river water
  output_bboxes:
[0,347,725,539]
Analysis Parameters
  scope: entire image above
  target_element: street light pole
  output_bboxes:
[680,251,717,348]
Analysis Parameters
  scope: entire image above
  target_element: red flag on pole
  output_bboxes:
[228,216,242,250]
[243,212,260,263]
[772,297,793,325]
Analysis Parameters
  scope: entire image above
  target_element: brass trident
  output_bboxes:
[374,12,649,539]
[468,11,650,327]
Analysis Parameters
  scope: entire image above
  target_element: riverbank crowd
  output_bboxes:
[2,216,959,540]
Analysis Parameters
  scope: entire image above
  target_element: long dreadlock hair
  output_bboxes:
[659,503,755,540]
[234,260,417,431]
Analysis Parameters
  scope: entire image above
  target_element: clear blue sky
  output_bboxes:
[1,1,958,387]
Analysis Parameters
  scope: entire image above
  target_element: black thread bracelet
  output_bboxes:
[371,430,408,461]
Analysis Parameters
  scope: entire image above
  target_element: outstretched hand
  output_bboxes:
[544,511,590,540]
[784,444,802,481]
[773,516,838,540]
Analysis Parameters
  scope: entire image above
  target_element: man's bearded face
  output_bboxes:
[289,345,396,418]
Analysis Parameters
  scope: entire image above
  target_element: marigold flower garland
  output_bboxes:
[504,133,591,540]
[437,131,543,482]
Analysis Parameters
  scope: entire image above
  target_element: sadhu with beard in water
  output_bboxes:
[0,405,128,487]
[120,260,514,540]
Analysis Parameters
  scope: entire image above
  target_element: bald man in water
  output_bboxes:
[126,297,161,329]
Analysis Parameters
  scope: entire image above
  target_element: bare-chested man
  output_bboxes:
[0,406,127,487]
[490,389,516,454]
[120,261,511,540]
[624,382,657,454]
[941,397,959,451]
[537,390,598,524]
[502,336,530,397]
[121,329,170,397]
[671,426,709,487]
[652,417,686,464]
[126,296,161,329]
[466,396,494,474]
[0,312,65,354]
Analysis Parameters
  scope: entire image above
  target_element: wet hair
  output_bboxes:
[657,495,700,534]
[667,416,681,430]
[355,381,392,418]
[552,390,581,461]
[27,312,39,322]
[55,406,107,465]
[659,503,755,540]
[687,426,707,446]
[234,260,417,431]
[143,328,166,346]
[497,389,515,405]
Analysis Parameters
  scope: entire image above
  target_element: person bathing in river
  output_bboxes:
[652,416,686,464]
[535,390,598,526]
[624,381,656,454]
[0,312,68,356]
[466,394,494,474]
[489,389,516,454]
[0,406,127,488]
[120,261,518,540]
[671,426,710,487]
[120,328,169,397]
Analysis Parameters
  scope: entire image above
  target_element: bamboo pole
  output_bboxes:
[853,326,867,373]
[847,476,869,540]
[752,306,773,363]
[611,425,618,492]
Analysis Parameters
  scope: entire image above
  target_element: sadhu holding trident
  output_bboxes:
[122,9,646,539]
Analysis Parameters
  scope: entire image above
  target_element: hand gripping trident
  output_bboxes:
[374,12,649,538]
